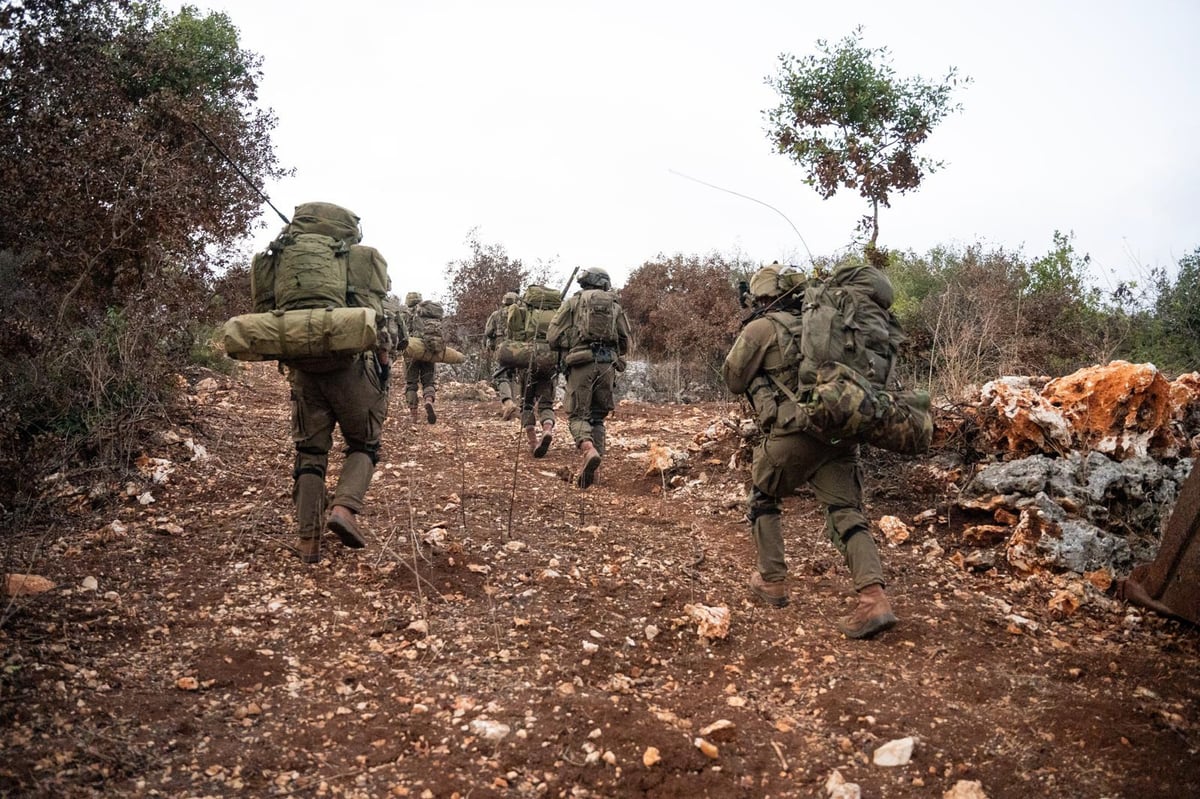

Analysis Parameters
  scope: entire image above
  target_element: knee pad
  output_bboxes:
[293,464,325,481]
[346,442,381,466]
[747,488,782,522]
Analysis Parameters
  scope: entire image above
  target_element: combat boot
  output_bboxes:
[524,425,538,453]
[749,571,789,607]
[326,505,367,549]
[409,403,420,423]
[836,584,897,639]
[500,398,518,421]
[297,537,321,564]
[576,440,602,489]
[533,420,554,458]
[424,395,437,424]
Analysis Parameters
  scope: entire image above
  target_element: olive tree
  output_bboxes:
[764,27,968,262]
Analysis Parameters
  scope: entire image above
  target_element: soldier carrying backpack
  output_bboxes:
[484,291,521,420]
[500,285,564,457]
[723,262,915,639]
[400,292,441,424]
[546,268,632,488]
[223,201,397,564]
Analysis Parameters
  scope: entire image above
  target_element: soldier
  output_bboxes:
[485,291,520,421]
[721,265,897,639]
[401,291,438,424]
[275,203,396,564]
[546,267,631,488]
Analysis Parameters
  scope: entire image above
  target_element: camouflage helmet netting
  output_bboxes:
[748,265,782,299]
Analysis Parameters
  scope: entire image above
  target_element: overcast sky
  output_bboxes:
[190,0,1200,302]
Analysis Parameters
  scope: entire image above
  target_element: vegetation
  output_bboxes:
[764,27,969,258]
[0,0,282,508]
[441,230,528,349]
[0,6,1195,515]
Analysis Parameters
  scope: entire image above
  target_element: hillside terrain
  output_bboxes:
[1,363,1197,798]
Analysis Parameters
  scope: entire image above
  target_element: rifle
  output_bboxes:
[553,266,581,374]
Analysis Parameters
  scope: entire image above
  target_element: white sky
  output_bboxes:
[189,0,1200,302]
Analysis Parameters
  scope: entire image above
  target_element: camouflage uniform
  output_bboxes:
[290,353,389,538]
[276,203,395,563]
[485,292,519,417]
[546,268,631,486]
[722,266,895,638]
[401,292,437,422]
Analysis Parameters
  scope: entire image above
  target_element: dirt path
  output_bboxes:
[1,363,1197,798]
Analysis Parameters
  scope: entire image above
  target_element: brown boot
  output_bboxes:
[424,396,437,424]
[533,421,554,459]
[326,505,367,549]
[836,584,897,639]
[409,404,420,423]
[749,571,789,607]
[297,537,321,564]
[524,425,538,453]
[501,399,518,421]
[576,440,602,489]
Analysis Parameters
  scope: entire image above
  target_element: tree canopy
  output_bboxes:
[764,27,968,257]
[442,230,528,345]
[0,0,285,322]
[0,0,284,506]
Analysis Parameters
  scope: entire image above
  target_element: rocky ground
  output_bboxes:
[1,363,1197,798]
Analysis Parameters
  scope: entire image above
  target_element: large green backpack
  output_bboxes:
[573,288,620,345]
[759,265,930,454]
[227,202,390,370]
[507,285,562,343]
[497,286,562,375]
[407,300,445,361]
[249,202,388,316]
[797,264,903,390]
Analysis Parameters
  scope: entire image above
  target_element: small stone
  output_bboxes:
[4,573,55,597]
[80,576,99,591]
[694,737,719,759]
[943,780,988,799]
[873,736,915,767]
[642,747,661,767]
[469,719,511,742]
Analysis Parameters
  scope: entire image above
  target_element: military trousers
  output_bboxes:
[562,360,616,454]
[516,368,557,428]
[748,429,884,590]
[404,358,436,406]
[289,354,388,535]
[493,367,515,404]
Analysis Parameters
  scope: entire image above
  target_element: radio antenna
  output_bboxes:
[669,168,813,265]
[191,122,291,226]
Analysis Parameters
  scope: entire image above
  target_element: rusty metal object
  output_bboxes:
[1120,463,1200,624]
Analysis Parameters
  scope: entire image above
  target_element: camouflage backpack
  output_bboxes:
[760,265,931,454]
[409,300,446,360]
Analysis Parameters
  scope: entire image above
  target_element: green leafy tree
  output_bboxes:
[1137,249,1200,374]
[764,27,968,259]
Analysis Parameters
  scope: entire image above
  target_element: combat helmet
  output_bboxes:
[577,267,611,290]
[747,264,782,301]
[405,291,422,307]
[502,291,519,306]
